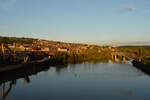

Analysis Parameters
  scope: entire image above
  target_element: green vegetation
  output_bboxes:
[118,46,150,58]
[51,47,112,64]
[0,36,37,44]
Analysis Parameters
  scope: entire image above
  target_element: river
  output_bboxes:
[0,61,150,100]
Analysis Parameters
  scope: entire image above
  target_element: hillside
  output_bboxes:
[0,36,37,44]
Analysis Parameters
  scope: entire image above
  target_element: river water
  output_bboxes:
[0,61,150,100]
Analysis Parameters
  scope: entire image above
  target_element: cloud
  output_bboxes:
[114,5,138,13]
[0,0,17,11]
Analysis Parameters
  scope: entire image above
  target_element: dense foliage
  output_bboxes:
[52,48,112,64]
[0,36,36,44]
[118,46,150,58]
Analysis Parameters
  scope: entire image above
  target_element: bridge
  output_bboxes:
[111,50,150,64]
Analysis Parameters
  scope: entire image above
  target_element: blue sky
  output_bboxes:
[0,0,150,45]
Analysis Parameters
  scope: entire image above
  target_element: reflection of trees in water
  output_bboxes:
[55,65,68,72]
[51,60,149,79]
[0,59,149,100]
[53,59,111,73]
[133,64,150,77]
[52,62,145,79]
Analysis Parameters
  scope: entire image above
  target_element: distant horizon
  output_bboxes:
[0,34,150,46]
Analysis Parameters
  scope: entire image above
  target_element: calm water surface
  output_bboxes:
[1,61,150,100]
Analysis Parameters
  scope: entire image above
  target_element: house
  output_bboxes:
[108,46,112,49]
[23,44,33,51]
[8,44,15,49]
[57,48,68,52]
[48,52,56,56]
[8,44,25,51]
[41,47,50,52]
[18,45,25,51]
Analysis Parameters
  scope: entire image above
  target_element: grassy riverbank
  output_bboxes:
[50,50,112,64]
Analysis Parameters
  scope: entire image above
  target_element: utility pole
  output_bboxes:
[1,43,5,61]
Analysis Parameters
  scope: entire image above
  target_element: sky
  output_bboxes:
[0,0,150,45]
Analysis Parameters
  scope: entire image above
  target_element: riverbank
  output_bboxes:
[132,60,150,75]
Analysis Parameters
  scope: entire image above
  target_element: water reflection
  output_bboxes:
[46,61,145,81]
[1,80,16,100]
[0,63,52,100]
[0,60,150,100]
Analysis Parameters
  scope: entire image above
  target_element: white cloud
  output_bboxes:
[0,0,17,11]
[114,5,138,13]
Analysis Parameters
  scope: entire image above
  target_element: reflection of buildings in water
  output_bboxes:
[0,63,51,100]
